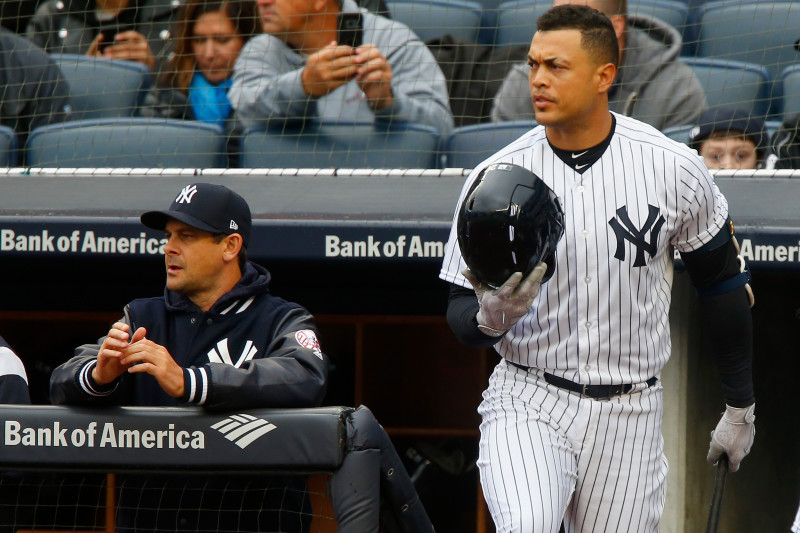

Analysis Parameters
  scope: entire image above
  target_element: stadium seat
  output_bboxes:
[629,0,690,33]
[240,120,441,169]
[386,0,483,43]
[695,1,800,80]
[50,54,151,120]
[26,118,228,168]
[682,57,773,120]
[442,120,536,169]
[0,125,17,167]
[776,65,800,123]
[494,1,551,47]
[494,0,690,47]
[475,0,506,44]
[662,124,694,145]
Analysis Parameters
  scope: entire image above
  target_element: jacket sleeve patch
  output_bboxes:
[295,330,323,360]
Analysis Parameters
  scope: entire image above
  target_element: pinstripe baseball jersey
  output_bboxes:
[440,112,728,385]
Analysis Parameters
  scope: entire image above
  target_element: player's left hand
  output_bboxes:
[707,403,755,472]
[120,332,185,398]
[353,44,393,110]
[463,263,547,337]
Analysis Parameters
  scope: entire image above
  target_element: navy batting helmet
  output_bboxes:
[457,163,564,288]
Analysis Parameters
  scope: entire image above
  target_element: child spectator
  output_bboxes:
[689,107,768,170]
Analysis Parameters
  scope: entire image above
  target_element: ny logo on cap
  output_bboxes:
[176,185,199,204]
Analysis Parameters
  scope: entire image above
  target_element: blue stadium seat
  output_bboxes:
[50,54,151,120]
[240,120,441,169]
[26,118,228,168]
[681,58,773,120]
[442,120,536,169]
[0,125,18,167]
[475,0,507,44]
[493,1,550,47]
[387,0,483,42]
[662,124,694,145]
[629,0,690,33]
[494,0,691,47]
[776,65,800,123]
[695,1,800,80]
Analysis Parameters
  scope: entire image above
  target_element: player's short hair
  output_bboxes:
[537,4,619,68]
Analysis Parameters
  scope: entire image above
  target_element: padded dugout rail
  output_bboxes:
[0,405,352,473]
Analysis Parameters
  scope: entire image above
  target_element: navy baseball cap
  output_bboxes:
[141,183,251,247]
[689,108,767,161]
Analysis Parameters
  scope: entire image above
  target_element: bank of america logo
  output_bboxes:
[210,414,277,449]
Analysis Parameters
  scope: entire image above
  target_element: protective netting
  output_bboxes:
[0,0,797,169]
[0,472,335,533]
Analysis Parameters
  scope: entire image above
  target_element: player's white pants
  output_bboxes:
[477,360,668,533]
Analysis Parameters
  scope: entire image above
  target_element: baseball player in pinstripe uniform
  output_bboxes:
[440,5,756,532]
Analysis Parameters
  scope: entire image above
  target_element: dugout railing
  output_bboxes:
[0,404,435,533]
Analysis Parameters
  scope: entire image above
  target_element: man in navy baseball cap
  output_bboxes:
[141,182,252,247]
[51,182,328,532]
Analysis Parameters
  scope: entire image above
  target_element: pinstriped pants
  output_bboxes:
[477,360,668,533]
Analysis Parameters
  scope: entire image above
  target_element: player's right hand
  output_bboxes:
[707,403,755,472]
[92,322,145,385]
[463,263,547,337]
[302,41,360,97]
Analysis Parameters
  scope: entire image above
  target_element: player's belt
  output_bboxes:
[508,361,658,399]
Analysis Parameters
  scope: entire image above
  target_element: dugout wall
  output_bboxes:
[0,170,798,532]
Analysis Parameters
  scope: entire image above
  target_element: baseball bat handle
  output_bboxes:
[705,454,729,533]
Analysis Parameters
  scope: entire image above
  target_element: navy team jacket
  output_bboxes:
[49,262,328,410]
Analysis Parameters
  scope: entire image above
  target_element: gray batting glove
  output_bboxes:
[462,263,547,337]
[707,403,755,472]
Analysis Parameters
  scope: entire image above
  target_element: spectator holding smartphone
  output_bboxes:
[229,0,453,133]
[26,0,184,72]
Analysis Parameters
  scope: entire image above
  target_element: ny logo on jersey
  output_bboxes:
[608,205,666,267]
[207,338,258,368]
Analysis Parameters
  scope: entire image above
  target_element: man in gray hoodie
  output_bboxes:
[491,0,707,131]
[229,0,453,134]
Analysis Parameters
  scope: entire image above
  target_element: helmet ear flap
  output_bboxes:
[457,163,565,288]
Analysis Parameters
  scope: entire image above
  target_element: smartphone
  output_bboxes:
[337,12,363,48]
[97,24,135,52]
